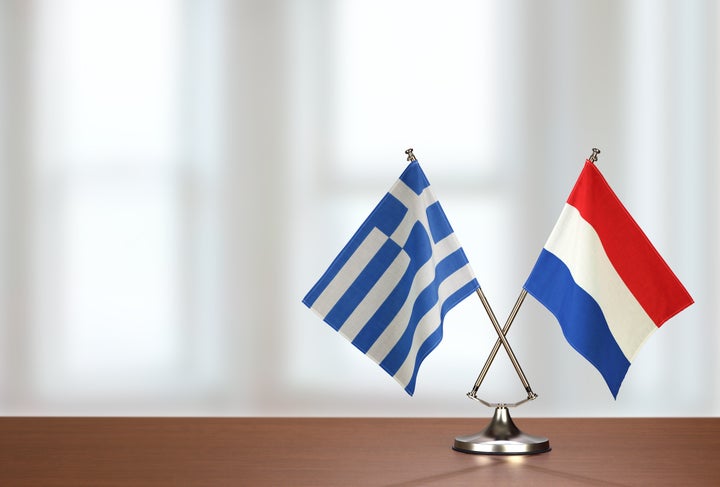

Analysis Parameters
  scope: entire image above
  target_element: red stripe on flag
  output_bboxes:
[567,161,693,326]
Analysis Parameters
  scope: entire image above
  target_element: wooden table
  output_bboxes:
[1,417,718,486]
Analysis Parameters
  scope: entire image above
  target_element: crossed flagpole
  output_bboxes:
[405,148,538,407]
[451,148,602,455]
[468,288,536,407]
[410,146,602,454]
[463,147,603,408]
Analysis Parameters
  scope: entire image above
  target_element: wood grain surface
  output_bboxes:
[1,417,717,486]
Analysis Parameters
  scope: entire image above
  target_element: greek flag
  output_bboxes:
[303,161,480,395]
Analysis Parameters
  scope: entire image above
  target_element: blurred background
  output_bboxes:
[0,0,717,417]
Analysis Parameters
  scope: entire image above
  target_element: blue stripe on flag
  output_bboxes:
[524,249,630,397]
[303,193,408,308]
[425,201,454,243]
[381,248,474,376]
[323,238,402,330]
[352,221,433,353]
[373,194,409,236]
[399,162,431,195]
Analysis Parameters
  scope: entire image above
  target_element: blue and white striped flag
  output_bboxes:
[303,161,480,395]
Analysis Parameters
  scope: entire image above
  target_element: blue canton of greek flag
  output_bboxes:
[303,161,480,395]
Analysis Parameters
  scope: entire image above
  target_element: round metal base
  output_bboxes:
[453,406,551,455]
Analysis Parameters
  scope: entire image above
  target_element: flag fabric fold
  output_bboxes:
[524,160,693,398]
[303,161,480,395]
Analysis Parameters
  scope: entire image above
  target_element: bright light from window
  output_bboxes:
[31,0,186,398]
[33,0,181,168]
[332,0,499,176]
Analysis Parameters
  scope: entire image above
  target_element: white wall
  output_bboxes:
[0,0,717,417]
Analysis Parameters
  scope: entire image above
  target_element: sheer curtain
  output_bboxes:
[0,0,717,416]
[1,0,229,415]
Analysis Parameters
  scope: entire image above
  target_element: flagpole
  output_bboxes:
[454,284,550,455]
[400,148,548,454]
[454,148,612,455]
[470,147,597,401]
[472,288,536,401]
[405,148,417,161]
[468,289,534,402]
[404,148,535,396]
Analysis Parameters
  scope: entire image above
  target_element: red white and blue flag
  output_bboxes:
[524,160,693,398]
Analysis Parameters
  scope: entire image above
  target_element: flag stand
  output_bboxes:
[453,148,602,455]
[452,289,550,454]
[453,404,550,455]
[407,146,549,453]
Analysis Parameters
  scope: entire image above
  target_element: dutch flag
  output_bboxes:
[524,160,693,398]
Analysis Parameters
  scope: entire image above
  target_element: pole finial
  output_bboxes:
[405,148,417,162]
[589,148,601,163]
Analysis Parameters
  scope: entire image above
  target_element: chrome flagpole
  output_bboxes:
[472,289,536,399]
[453,288,550,455]
[467,289,532,403]
[403,147,549,454]
[453,148,603,455]
[405,148,531,395]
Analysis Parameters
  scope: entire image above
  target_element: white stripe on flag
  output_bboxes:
[392,263,477,387]
[311,227,388,318]
[390,180,438,213]
[389,183,437,243]
[545,204,657,360]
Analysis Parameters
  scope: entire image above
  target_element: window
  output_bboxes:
[22,0,225,411]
